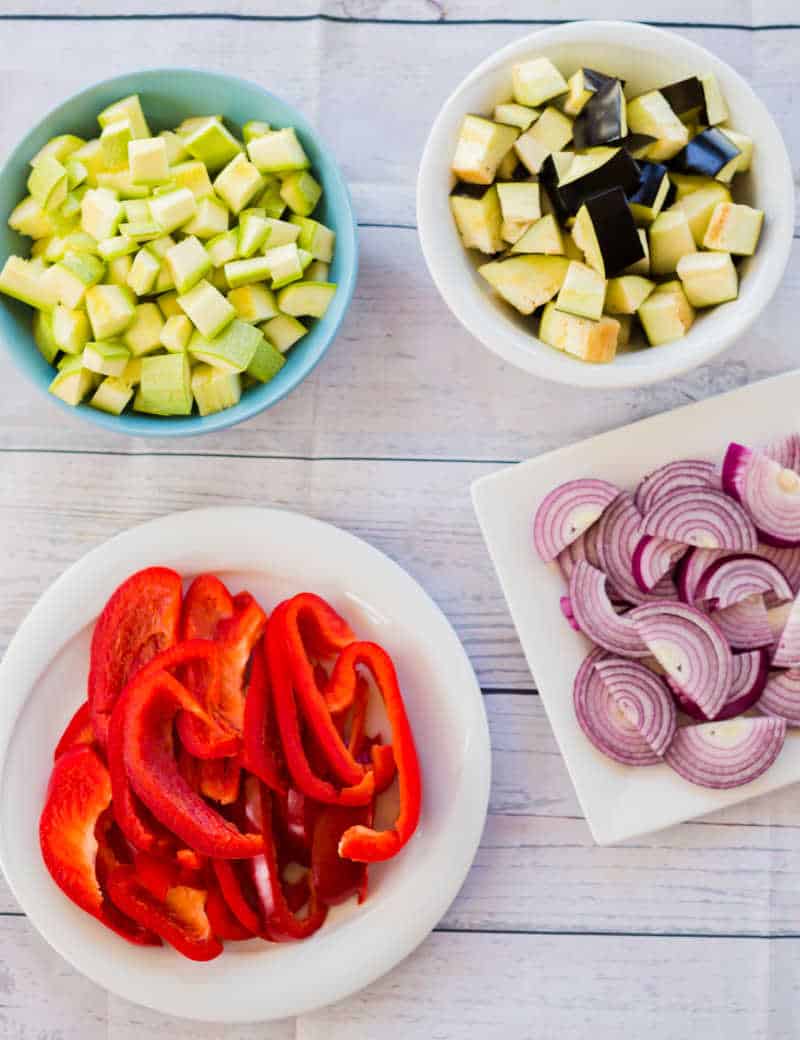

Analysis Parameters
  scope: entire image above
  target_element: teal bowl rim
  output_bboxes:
[0,67,359,438]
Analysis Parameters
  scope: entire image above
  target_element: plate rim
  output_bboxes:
[0,506,491,1022]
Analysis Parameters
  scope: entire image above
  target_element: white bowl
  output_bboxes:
[417,20,795,390]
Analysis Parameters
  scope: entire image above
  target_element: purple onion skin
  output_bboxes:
[669,649,769,722]
[695,553,793,610]
[634,459,720,516]
[560,596,581,632]
[675,547,726,605]
[762,433,800,472]
[594,658,676,756]
[712,597,775,651]
[759,669,800,725]
[772,594,800,668]
[569,561,649,657]
[722,443,800,550]
[533,478,619,562]
[642,486,757,552]
[632,535,686,594]
[664,717,786,789]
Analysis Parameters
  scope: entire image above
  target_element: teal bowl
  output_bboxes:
[0,68,358,437]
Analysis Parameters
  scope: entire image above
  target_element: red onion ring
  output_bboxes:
[533,478,619,562]
[722,443,800,549]
[675,547,726,604]
[630,601,733,720]
[762,433,800,472]
[572,649,662,765]
[772,593,800,668]
[642,486,757,551]
[670,648,769,721]
[759,669,800,725]
[712,595,774,651]
[695,553,793,609]
[664,716,786,789]
[594,658,676,756]
[560,595,580,631]
[596,493,677,605]
[758,544,800,596]
[632,535,687,593]
[634,459,720,516]
[569,562,649,657]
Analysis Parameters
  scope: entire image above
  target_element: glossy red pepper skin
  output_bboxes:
[89,567,183,748]
[266,606,375,808]
[93,812,162,946]
[278,595,364,784]
[106,865,223,962]
[212,592,267,734]
[329,643,422,863]
[205,877,255,941]
[120,670,263,859]
[311,805,371,906]
[54,702,94,760]
[210,859,261,936]
[180,573,234,640]
[242,638,286,793]
[198,755,242,805]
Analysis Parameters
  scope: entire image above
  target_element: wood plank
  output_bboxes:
[0,230,799,459]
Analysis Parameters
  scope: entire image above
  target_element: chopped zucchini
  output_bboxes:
[289,216,334,261]
[98,95,151,139]
[127,248,161,296]
[165,235,211,294]
[48,355,94,405]
[213,153,265,215]
[82,339,131,377]
[191,364,242,416]
[181,117,242,173]
[149,187,197,233]
[247,128,310,173]
[177,278,236,338]
[90,376,134,414]
[136,353,193,415]
[33,310,59,363]
[28,155,68,212]
[188,317,262,373]
[224,255,273,289]
[129,137,170,185]
[121,301,164,357]
[276,281,336,319]
[261,314,306,353]
[280,171,321,217]
[160,313,193,353]
[227,283,278,324]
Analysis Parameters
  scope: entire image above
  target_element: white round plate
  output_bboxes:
[0,507,490,1023]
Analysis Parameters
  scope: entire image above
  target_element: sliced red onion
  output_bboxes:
[572,649,662,765]
[762,433,800,472]
[768,601,793,642]
[596,493,677,605]
[632,535,686,593]
[758,544,800,595]
[634,459,720,516]
[772,592,800,667]
[664,716,786,789]
[560,595,580,631]
[630,601,733,720]
[759,669,800,725]
[569,562,648,657]
[722,443,800,549]
[671,648,769,721]
[712,595,774,651]
[642,486,757,551]
[675,547,726,604]
[695,553,793,609]
[533,478,619,562]
[594,658,676,756]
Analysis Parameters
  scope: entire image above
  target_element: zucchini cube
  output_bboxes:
[159,130,189,166]
[9,196,55,239]
[71,138,108,187]
[260,314,306,353]
[90,376,134,415]
[189,317,263,373]
[555,260,606,321]
[122,302,165,357]
[136,353,193,415]
[256,177,287,219]
[157,291,183,319]
[121,357,143,386]
[276,281,336,319]
[512,57,568,107]
[280,171,321,217]
[243,120,271,143]
[28,155,68,211]
[191,364,242,416]
[96,168,151,199]
[165,235,211,294]
[181,117,242,173]
[177,278,236,338]
[98,95,151,140]
[263,243,304,288]
[183,196,229,239]
[52,304,90,354]
[224,255,272,289]
[80,187,122,241]
[289,216,334,261]
[0,256,56,310]
[496,182,541,225]
[703,202,763,256]
[106,254,133,287]
[676,251,738,307]
[65,159,88,189]
[119,219,163,242]
[246,336,286,381]
[160,314,193,353]
[123,199,151,223]
[33,310,59,363]
[98,234,138,261]
[86,283,136,339]
[306,260,329,281]
[264,217,301,249]
[50,253,106,309]
[228,283,278,323]
[206,229,239,268]
[82,339,131,377]
[170,160,215,200]
[238,211,271,257]
[129,136,170,185]
[33,134,86,167]
[49,355,95,406]
[214,153,265,215]
[100,119,134,169]
[127,248,161,296]
[247,128,310,173]
[149,187,197,234]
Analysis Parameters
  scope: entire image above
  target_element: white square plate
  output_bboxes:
[472,371,800,845]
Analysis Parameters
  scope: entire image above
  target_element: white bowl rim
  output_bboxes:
[417,19,795,390]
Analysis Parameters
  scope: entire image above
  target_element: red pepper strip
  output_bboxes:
[106,865,223,962]
[211,592,268,734]
[275,788,318,861]
[242,638,286,793]
[283,870,311,914]
[279,595,364,782]
[89,567,183,748]
[198,755,242,805]
[266,606,375,808]
[54,702,94,760]
[205,877,255,941]
[330,643,422,863]
[121,670,263,859]
[244,777,328,942]
[211,860,262,936]
[311,804,371,907]
[180,573,234,641]
[369,742,397,795]
[94,812,162,946]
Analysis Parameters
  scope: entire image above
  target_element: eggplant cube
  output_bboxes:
[572,187,644,278]
[557,147,640,216]
[627,91,688,161]
[638,281,695,346]
[452,115,519,185]
[649,208,697,275]
[627,161,670,226]
[512,57,567,107]
[450,184,504,254]
[509,214,564,256]
[539,302,620,363]
[562,68,617,117]
[496,182,541,225]
[514,107,573,174]
[493,103,539,131]
[555,260,606,321]
[703,202,763,256]
[676,251,738,307]
[672,128,740,179]
[572,80,627,150]
[604,275,655,315]
[478,255,569,315]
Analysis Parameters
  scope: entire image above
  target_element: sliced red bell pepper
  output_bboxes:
[368,741,397,795]
[212,592,267,734]
[278,594,365,783]
[266,606,375,808]
[54,702,94,760]
[198,755,242,805]
[120,669,263,859]
[89,566,182,748]
[329,642,421,863]
[311,804,371,907]
[242,638,286,793]
[94,811,162,946]
[180,573,234,640]
[105,865,223,962]
[283,868,311,914]
[210,859,261,936]
[274,787,318,862]
[205,877,255,941]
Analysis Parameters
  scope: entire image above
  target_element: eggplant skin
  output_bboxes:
[628,160,669,208]
[661,76,705,118]
[559,150,641,215]
[572,80,626,150]
[584,187,645,278]
[539,154,571,222]
[671,128,740,177]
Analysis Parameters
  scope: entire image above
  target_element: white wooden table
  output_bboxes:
[1,3,799,1037]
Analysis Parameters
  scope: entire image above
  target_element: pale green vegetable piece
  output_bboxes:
[263,218,300,248]
[149,187,197,234]
[189,317,262,372]
[289,216,335,261]
[65,159,88,189]
[127,248,161,296]
[170,160,214,199]
[49,355,94,405]
[81,187,122,241]
[246,336,286,381]
[145,234,176,260]
[98,234,138,260]
[33,134,86,167]
[9,196,55,239]
[71,138,108,187]
[50,253,106,309]
[263,243,304,289]
[100,119,134,169]
[206,229,238,268]
[243,120,271,144]
[97,169,150,199]
[82,339,131,377]
[228,284,278,324]
[213,153,264,215]
[276,281,336,319]
[123,199,151,223]
[160,314,193,352]
[122,302,165,357]
[85,283,136,339]
[256,176,286,219]
[159,130,190,165]
[181,117,242,173]
[136,353,193,415]
[306,260,329,281]
[157,291,183,319]
[260,313,306,353]
[238,211,270,257]
[53,304,90,354]
[178,278,235,338]
[90,376,134,414]
[129,136,170,185]
[33,310,59,363]
[280,171,321,217]
[512,57,567,107]
[98,95,151,139]
[208,266,230,292]
[224,256,271,289]
[119,220,162,242]
[28,155,68,211]
[62,230,100,255]
[107,254,133,287]
[166,235,211,294]
[191,363,242,415]
[121,357,143,385]
[0,256,54,309]
[182,196,229,239]
[247,128,310,173]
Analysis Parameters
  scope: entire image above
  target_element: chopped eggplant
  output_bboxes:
[604,275,655,314]
[539,302,620,363]
[572,80,627,149]
[662,72,727,126]
[649,208,696,275]
[672,127,740,178]
[478,255,569,314]
[497,182,541,225]
[572,187,644,278]
[562,68,618,117]
[703,202,763,255]
[538,151,574,222]
[616,133,657,159]
[626,90,689,161]
[496,150,520,181]
[514,107,573,174]
[624,229,650,275]
[450,184,504,254]
[672,182,731,245]
[627,160,670,225]
[557,147,640,215]
[509,214,564,255]
[716,128,752,182]
[638,280,695,345]
[555,260,606,320]
[512,57,568,107]
[452,115,519,185]
[676,251,738,307]
[493,103,539,131]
